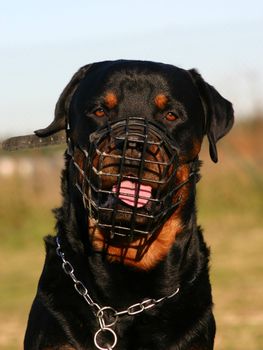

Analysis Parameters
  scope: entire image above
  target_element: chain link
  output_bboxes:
[55,236,180,349]
[56,237,101,311]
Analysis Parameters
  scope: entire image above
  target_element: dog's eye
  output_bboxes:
[94,108,106,118]
[165,112,177,121]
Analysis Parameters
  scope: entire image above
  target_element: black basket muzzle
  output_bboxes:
[70,117,189,243]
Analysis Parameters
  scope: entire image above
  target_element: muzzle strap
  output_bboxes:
[1,130,66,151]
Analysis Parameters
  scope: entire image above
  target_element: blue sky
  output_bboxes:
[1,0,263,136]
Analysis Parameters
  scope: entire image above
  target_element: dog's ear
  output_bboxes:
[35,64,93,137]
[188,69,234,162]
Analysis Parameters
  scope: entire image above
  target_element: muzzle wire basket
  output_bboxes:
[71,117,188,248]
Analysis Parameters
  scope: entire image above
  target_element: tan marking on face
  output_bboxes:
[104,92,118,109]
[154,94,168,110]
[89,164,191,270]
[180,138,202,163]
[73,148,85,182]
[191,139,202,159]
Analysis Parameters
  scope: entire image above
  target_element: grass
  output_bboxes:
[0,119,262,349]
[197,119,263,349]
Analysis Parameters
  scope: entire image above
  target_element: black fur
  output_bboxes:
[24,60,234,349]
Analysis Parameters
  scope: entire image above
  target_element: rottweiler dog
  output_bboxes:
[24,60,234,350]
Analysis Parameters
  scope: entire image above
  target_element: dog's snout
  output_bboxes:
[114,136,144,155]
[127,138,145,152]
[114,138,125,152]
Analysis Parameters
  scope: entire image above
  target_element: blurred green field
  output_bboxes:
[0,118,263,349]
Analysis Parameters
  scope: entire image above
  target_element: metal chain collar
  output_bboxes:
[55,236,180,350]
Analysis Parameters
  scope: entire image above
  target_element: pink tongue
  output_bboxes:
[112,180,152,208]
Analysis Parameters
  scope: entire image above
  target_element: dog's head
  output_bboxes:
[35,60,234,267]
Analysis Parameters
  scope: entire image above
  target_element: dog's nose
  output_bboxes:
[115,137,144,157]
